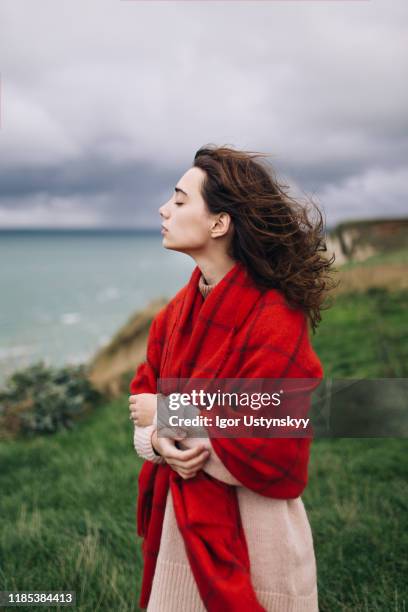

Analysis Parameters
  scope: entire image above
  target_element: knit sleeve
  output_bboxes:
[133,414,166,465]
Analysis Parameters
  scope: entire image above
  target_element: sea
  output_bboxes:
[0,229,195,386]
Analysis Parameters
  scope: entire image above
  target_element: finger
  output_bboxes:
[175,467,197,479]
[179,472,197,480]
[166,449,209,467]
[159,438,208,461]
[180,452,210,470]
[167,450,209,470]
[162,443,208,461]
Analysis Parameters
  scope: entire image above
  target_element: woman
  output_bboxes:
[129,144,335,611]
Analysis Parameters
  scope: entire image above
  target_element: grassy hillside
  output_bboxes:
[1,286,407,611]
[316,287,408,378]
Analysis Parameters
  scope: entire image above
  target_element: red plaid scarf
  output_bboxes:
[130,260,323,610]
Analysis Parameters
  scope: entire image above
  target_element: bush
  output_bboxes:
[0,361,103,437]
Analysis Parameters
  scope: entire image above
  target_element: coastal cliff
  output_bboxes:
[325,217,408,265]
[87,297,167,397]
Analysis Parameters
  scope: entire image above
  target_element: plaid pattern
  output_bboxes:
[130,260,323,611]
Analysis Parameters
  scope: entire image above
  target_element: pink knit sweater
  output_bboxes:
[133,273,319,612]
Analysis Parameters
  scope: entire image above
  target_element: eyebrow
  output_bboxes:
[174,186,188,197]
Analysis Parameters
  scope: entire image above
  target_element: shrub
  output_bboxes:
[0,361,103,437]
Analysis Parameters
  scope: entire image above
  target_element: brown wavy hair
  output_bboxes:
[193,143,338,334]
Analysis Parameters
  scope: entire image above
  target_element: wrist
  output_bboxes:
[151,429,161,456]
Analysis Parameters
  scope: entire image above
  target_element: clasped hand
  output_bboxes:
[128,393,210,479]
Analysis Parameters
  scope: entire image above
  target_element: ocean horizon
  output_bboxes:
[0,229,195,385]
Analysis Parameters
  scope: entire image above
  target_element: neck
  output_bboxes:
[192,253,237,286]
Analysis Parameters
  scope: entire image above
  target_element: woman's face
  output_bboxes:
[159,167,217,255]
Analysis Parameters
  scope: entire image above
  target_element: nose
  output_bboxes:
[159,201,170,219]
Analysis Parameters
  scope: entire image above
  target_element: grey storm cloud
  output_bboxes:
[0,0,407,228]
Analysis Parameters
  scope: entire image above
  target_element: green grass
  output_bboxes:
[305,438,408,611]
[315,288,408,378]
[0,397,145,612]
[1,287,407,611]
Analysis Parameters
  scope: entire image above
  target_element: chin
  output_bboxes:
[162,237,176,249]
[162,239,189,255]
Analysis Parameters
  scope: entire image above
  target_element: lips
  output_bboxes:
[161,224,168,231]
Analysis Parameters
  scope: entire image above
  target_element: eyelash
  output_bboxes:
[175,201,183,206]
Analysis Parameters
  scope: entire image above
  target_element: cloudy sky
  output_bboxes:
[0,0,407,229]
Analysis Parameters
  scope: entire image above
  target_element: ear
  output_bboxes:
[211,212,232,238]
